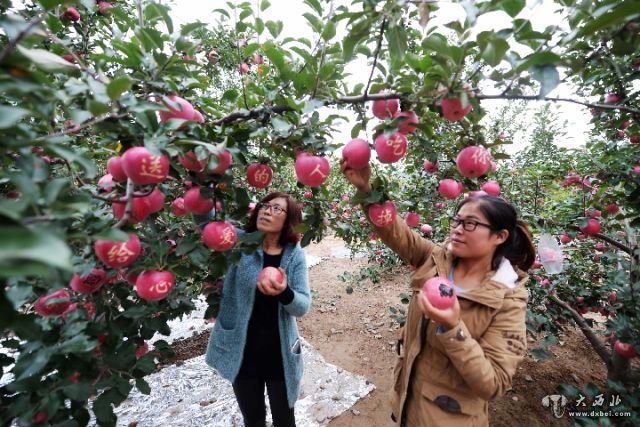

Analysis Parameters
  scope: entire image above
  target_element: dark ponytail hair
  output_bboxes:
[456,195,536,271]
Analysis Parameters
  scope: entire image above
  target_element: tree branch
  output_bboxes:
[92,186,155,203]
[548,294,612,367]
[476,94,640,115]
[34,112,125,142]
[364,17,387,96]
[112,179,135,229]
[0,12,46,64]
[568,225,632,255]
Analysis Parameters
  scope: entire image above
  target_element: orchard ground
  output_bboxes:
[161,235,612,426]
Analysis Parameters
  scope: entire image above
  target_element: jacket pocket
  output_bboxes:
[420,381,487,419]
[211,324,238,352]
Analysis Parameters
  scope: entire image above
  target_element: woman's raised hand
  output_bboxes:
[339,159,372,193]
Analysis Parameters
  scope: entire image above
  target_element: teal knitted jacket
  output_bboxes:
[195,214,310,408]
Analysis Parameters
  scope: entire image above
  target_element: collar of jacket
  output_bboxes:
[433,249,529,310]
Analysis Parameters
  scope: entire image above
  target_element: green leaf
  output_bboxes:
[255,17,265,34]
[13,348,51,381]
[304,0,322,15]
[0,225,72,272]
[144,2,173,33]
[62,382,93,401]
[266,20,283,38]
[106,76,132,101]
[260,0,271,11]
[135,378,152,394]
[321,20,336,41]
[480,37,509,67]
[263,44,287,74]
[515,51,562,73]
[531,64,560,97]
[38,0,68,9]
[47,144,97,178]
[16,45,76,72]
[500,0,526,17]
[573,1,640,40]
[180,22,207,36]
[350,122,363,139]
[303,13,323,32]
[385,26,407,63]
[0,106,30,129]
[44,178,70,205]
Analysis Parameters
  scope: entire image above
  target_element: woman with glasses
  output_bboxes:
[195,192,309,427]
[340,160,535,427]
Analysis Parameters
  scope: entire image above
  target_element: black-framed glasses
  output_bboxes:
[257,202,287,215]
[450,216,492,232]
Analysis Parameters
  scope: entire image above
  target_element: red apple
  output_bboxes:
[112,196,152,223]
[183,187,214,214]
[121,147,169,185]
[178,151,208,172]
[207,149,233,175]
[106,156,127,182]
[580,218,601,236]
[97,2,112,16]
[405,212,421,228]
[422,159,439,173]
[159,95,195,122]
[608,291,617,304]
[253,53,265,65]
[258,266,284,284]
[367,200,397,228]
[342,138,371,169]
[605,94,620,103]
[606,203,620,215]
[587,208,602,218]
[441,97,472,121]
[559,234,572,244]
[393,111,419,134]
[171,197,188,217]
[614,341,637,358]
[32,412,48,425]
[423,277,456,309]
[135,270,175,301]
[247,163,273,188]
[420,224,433,234]
[34,289,72,316]
[64,7,80,21]
[371,98,400,119]
[531,260,542,269]
[595,242,606,251]
[202,221,237,251]
[456,146,492,178]
[437,179,463,199]
[374,132,407,163]
[97,174,116,193]
[239,62,251,74]
[295,153,331,187]
[94,233,142,269]
[135,342,149,359]
[192,110,205,123]
[145,188,165,213]
[480,181,501,196]
[70,268,108,294]
[303,191,313,199]
[630,135,640,144]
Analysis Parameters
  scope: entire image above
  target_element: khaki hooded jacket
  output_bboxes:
[373,214,529,427]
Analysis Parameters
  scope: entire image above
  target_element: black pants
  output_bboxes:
[232,378,296,427]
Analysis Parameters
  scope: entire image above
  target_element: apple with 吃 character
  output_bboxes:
[423,277,456,309]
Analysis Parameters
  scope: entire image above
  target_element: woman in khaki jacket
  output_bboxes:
[341,160,535,427]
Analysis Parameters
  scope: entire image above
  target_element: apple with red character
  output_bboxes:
[202,221,237,251]
[295,153,331,187]
[135,270,175,301]
[367,200,397,227]
[94,233,142,268]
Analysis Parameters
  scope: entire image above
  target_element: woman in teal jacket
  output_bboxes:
[197,192,310,427]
